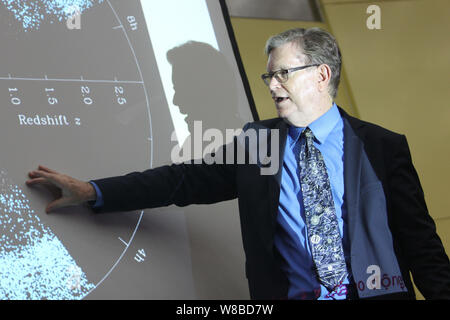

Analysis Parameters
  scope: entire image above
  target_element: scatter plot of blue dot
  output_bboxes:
[1,0,104,31]
[0,170,95,299]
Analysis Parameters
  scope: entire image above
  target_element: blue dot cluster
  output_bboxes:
[0,170,95,300]
[1,0,104,30]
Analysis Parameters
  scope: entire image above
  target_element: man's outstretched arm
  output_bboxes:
[90,157,237,213]
[26,137,239,214]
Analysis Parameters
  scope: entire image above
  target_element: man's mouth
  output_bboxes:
[274,96,290,104]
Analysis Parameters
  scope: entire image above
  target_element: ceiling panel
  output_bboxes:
[225,0,322,21]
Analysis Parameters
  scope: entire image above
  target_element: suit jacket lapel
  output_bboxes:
[341,115,364,244]
[267,119,288,243]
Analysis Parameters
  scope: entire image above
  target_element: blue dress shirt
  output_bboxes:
[89,181,103,208]
[274,103,351,300]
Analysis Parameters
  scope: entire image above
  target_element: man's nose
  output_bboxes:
[268,76,282,91]
[172,91,179,106]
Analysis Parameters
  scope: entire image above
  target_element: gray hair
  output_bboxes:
[265,27,342,99]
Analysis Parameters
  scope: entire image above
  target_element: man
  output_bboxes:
[27,28,450,299]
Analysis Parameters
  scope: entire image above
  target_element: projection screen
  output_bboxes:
[0,0,257,299]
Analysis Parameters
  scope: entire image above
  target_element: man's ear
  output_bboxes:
[317,64,332,93]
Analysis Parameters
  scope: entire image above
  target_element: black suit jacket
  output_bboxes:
[93,107,450,299]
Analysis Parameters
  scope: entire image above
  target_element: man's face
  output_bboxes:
[266,42,318,120]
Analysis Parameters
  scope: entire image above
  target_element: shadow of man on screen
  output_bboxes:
[166,41,249,299]
[167,41,240,153]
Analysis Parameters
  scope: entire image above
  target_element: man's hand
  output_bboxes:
[26,165,97,213]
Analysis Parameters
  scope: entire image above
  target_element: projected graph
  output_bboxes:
[0,0,153,299]
[1,0,103,31]
[0,170,94,299]
[0,0,248,300]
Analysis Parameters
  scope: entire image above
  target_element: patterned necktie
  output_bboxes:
[299,127,348,291]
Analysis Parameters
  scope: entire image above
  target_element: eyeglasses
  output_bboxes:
[261,64,320,86]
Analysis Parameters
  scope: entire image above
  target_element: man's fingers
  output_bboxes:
[26,177,49,186]
[38,165,59,174]
[28,166,59,181]
[28,171,41,179]
[28,169,64,188]
[27,171,56,185]
[26,177,61,196]
[29,169,51,179]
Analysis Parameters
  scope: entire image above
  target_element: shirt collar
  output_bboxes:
[288,102,340,147]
